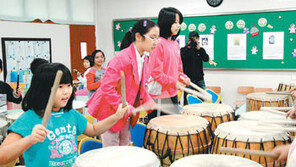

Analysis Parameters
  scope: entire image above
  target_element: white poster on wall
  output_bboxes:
[176,35,186,48]
[227,34,247,60]
[199,34,214,60]
[263,32,284,60]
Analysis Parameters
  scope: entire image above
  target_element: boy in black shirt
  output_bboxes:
[181,31,210,105]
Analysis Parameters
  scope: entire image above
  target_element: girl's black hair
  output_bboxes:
[83,55,94,67]
[120,19,158,50]
[91,50,105,62]
[30,58,49,75]
[158,7,183,40]
[22,63,75,117]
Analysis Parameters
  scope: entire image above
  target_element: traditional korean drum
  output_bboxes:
[144,115,211,166]
[239,110,296,137]
[246,92,289,112]
[170,154,262,167]
[73,100,86,114]
[5,109,24,123]
[181,103,234,133]
[0,118,8,141]
[73,146,160,167]
[211,120,291,167]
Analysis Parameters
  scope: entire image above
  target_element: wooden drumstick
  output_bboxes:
[179,87,210,101]
[261,107,293,111]
[219,147,278,158]
[260,107,286,116]
[42,70,63,127]
[120,71,127,107]
[132,103,179,115]
[180,76,212,101]
[248,124,296,132]
[266,91,292,96]
[16,60,20,94]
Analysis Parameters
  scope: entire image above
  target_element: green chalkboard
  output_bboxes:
[113,10,296,69]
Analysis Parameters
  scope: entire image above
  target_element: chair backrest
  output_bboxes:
[130,122,146,147]
[205,89,219,103]
[206,86,221,93]
[177,90,183,102]
[79,137,102,155]
[187,94,203,104]
[85,115,94,124]
[255,88,273,92]
[237,86,255,95]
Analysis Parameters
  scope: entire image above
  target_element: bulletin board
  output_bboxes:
[1,38,52,83]
[113,10,296,70]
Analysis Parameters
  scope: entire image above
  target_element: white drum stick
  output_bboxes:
[120,71,126,107]
[42,70,63,127]
[260,107,293,111]
[180,76,212,101]
[219,147,278,158]
[259,120,296,126]
[260,107,286,116]
[180,87,210,101]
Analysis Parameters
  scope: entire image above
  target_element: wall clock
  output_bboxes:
[207,0,223,7]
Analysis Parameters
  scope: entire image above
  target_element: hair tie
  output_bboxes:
[129,27,133,33]
[143,20,147,27]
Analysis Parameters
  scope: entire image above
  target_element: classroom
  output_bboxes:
[0,0,296,166]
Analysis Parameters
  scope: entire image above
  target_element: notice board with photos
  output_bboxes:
[1,38,52,83]
[113,10,296,69]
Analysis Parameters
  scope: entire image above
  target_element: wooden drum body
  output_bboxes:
[171,154,262,167]
[181,103,234,133]
[144,115,211,166]
[211,120,291,167]
[246,92,289,111]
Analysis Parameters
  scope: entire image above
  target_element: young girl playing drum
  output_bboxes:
[0,63,129,166]
[87,19,159,147]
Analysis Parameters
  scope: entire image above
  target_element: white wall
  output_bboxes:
[0,21,71,80]
[95,0,296,106]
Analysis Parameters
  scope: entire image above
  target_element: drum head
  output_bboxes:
[182,103,233,117]
[147,115,209,135]
[0,118,8,128]
[6,109,24,121]
[73,100,86,110]
[73,146,160,167]
[214,120,290,142]
[247,92,288,101]
[171,154,261,167]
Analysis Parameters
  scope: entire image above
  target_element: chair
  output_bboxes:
[78,137,102,155]
[130,122,146,147]
[255,88,273,93]
[187,94,203,104]
[234,86,255,109]
[206,86,221,94]
[77,115,95,144]
[205,89,222,103]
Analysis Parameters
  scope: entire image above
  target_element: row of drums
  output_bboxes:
[143,103,292,166]
[74,102,292,166]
